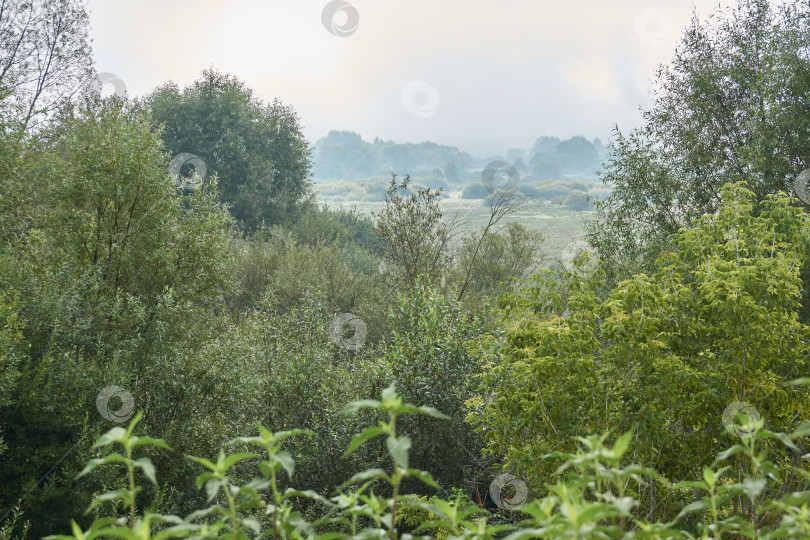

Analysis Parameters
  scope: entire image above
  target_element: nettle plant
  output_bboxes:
[49,383,810,539]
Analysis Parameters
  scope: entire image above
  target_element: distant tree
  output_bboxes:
[531,158,563,180]
[312,130,372,179]
[147,69,314,231]
[461,182,490,199]
[506,148,526,163]
[443,159,460,182]
[565,190,593,211]
[554,136,600,173]
[529,135,561,157]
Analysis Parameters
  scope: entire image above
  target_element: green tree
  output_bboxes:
[373,175,460,287]
[588,0,810,285]
[147,69,314,231]
[0,98,240,534]
[470,183,810,521]
[455,223,544,299]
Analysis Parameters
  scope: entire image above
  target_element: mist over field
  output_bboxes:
[3,1,810,538]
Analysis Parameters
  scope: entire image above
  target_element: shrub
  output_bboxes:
[461,182,490,199]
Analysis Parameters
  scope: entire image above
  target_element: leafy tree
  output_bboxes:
[383,287,493,496]
[554,136,600,174]
[461,182,490,199]
[0,291,24,456]
[373,175,460,287]
[470,183,810,521]
[529,135,561,157]
[0,0,96,128]
[455,223,544,299]
[530,159,562,181]
[457,189,530,302]
[147,69,314,231]
[0,98,239,534]
[588,0,810,285]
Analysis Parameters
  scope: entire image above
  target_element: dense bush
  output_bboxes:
[470,182,810,521]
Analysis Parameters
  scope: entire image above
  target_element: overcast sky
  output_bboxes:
[88,0,734,158]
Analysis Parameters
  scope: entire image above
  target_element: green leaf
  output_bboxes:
[386,436,411,469]
[703,467,716,487]
[612,431,632,458]
[222,452,257,471]
[77,454,126,478]
[404,468,440,489]
[339,399,381,414]
[204,478,221,501]
[188,456,217,472]
[342,468,389,487]
[275,450,295,478]
[343,426,387,457]
[396,404,451,420]
[677,499,706,518]
[92,427,127,449]
[133,457,157,484]
[381,384,398,403]
[131,435,172,450]
[273,429,316,442]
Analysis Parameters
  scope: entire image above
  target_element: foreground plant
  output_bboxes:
[47,382,810,539]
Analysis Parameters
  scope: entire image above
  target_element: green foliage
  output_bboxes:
[291,206,381,253]
[455,223,544,298]
[588,0,810,286]
[0,97,241,535]
[373,175,459,287]
[471,183,810,521]
[383,283,493,493]
[147,69,314,231]
[45,384,810,539]
[0,291,24,455]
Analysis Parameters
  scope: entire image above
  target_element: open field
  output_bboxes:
[319,189,593,263]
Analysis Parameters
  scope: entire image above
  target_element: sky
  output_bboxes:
[88,0,734,158]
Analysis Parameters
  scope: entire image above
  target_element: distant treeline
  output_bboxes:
[312,130,606,183]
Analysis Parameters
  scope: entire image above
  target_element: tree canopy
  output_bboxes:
[147,69,314,231]
[587,0,810,284]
